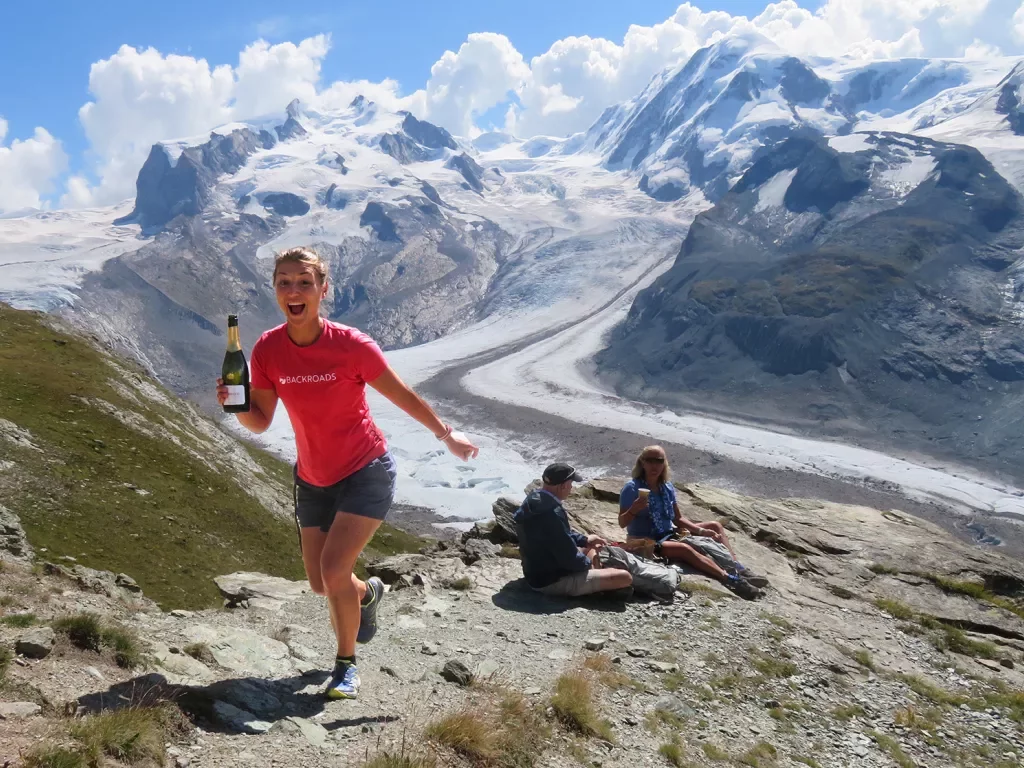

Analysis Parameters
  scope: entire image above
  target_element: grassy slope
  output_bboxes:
[0,304,424,609]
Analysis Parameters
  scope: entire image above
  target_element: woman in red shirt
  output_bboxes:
[216,246,478,700]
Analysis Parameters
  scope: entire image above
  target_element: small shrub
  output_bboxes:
[102,626,144,669]
[426,711,494,761]
[663,671,686,692]
[551,670,613,740]
[70,706,169,765]
[868,731,914,768]
[53,613,104,651]
[1,612,37,627]
[183,642,216,665]
[22,745,87,768]
[759,613,792,631]
[450,576,473,591]
[767,707,787,721]
[659,736,687,767]
[362,753,436,768]
[700,742,730,761]
[0,594,15,607]
[498,545,520,559]
[874,598,914,621]
[899,674,967,707]
[737,741,777,767]
[832,704,866,721]
[931,626,1001,660]
[752,654,797,678]
[584,654,642,692]
[793,757,822,768]
[852,650,874,670]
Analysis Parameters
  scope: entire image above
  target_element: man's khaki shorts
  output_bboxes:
[535,569,604,597]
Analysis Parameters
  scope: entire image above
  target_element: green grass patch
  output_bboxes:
[0,643,12,682]
[931,626,1001,660]
[898,674,968,707]
[450,576,473,591]
[676,580,732,600]
[659,736,690,767]
[923,574,1024,621]
[868,563,899,575]
[874,598,915,621]
[70,705,178,766]
[793,757,822,768]
[751,652,797,678]
[498,544,521,559]
[52,613,145,668]
[0,611,37,627]
[183,642,216,665]
[868,731,914,768]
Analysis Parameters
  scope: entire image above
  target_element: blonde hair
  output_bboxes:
[273,246,327,284]
[631,445,672,485]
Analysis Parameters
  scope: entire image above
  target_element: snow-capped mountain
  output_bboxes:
[575,33,1022,203]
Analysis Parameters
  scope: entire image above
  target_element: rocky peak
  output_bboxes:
[400,113,457,150]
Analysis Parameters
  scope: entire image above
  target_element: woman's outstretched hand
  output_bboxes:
[443,430,479,461]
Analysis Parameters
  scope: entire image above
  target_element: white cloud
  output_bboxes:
[1014,2,1024,43]
[0,118,68,212]
[419,33,530,137]
[65,36,332,207]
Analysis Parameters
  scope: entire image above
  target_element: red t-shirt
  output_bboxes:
[250,320,389,487]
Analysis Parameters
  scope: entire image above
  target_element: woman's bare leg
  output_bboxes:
[319,512,380,657]
[660,541,729,582]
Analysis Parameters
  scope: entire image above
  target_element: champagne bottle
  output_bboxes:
[222,314,250,413]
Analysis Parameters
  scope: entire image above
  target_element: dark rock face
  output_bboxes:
[779,57,831,105]
[258,130,277,150]
[275,116,308,142]
[401,113,457,150]
[445,153,485,193]
[359,202,400,242]
[378,132,431,164]
[995,66,1024,136]
[598,133,1024,476]
[117,128,265,229]
[260,193,310,217]
[323,184,346,210]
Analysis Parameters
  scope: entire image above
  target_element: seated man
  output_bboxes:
[514,462,633,598]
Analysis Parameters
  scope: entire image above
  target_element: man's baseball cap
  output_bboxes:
[542,462,584,485]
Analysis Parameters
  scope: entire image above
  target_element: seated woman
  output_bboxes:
[618,445,764,599]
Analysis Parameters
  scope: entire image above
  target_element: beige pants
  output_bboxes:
[535,569,604,597]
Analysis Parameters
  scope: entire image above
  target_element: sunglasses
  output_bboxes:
[642,456,665,463]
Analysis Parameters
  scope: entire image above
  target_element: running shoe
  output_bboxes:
[725,574,763,600]
[356,576,385,644]
[324,662,360,699]
[734,563,770,589]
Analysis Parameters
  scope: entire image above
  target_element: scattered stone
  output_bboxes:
[475,659,500,679]
[115,573,141,592]
[524,687,542,696]
[170,609,193,618]
[285,640,319,662]
[999,658,1014,669]
[16,627,55,659]
[654,696,697,721]
[623,715,639,726]
[647,661,679,673]
[765,699,782,709]
[0,503,33,561]
[213,572,308,611]
[462,539,501,564]
[421,643,439,656]
[380,665,401,679]
[441,660,473,686]
[84,666,105,681]
[584,638,607,651]
[287,716,328,748]
[547,648,573,661]
[0,702,42,719]
[627,647,651,658]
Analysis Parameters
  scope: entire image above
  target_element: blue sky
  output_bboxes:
[0,1,803,163]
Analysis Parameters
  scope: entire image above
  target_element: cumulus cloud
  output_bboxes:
[1014,2,1024,43]
[0,118,68,212]
[65,36,333,207]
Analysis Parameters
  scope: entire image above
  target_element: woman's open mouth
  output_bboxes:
[287,303,306,317]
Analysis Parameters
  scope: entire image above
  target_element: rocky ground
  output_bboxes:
[1,480,1022,768]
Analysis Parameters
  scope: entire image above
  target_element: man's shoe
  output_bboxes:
[357,576,384,644]
[324,662,360,700]
[725,574,763,600]
[734,564,770,589]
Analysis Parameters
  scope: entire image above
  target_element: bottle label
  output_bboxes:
[224,385,246,406]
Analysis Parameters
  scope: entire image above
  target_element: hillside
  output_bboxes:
[0,303,422,609]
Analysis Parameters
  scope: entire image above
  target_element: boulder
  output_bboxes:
[490,497,520,543]
[0,504,32,561]
[213,572,308,611]
[366,554,436,585]
[440,659,473,686]
[461,539,501,565]
[260,193,310,217]
[210,700,272,734]
[183,625,293,676]
[0,702,42,719]
[16,627,55,659]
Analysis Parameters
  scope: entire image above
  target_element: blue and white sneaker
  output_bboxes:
[357,576,385,644]
[324,662,360,700]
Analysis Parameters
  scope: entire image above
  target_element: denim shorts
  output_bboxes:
[293,451,397,531]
